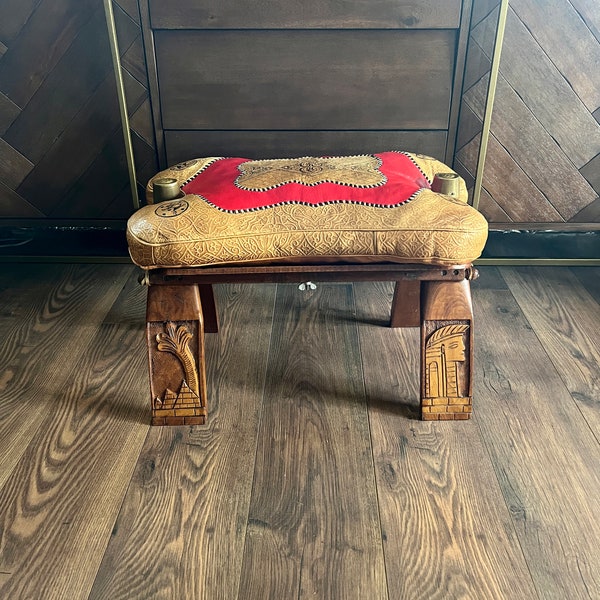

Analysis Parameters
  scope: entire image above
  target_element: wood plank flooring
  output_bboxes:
[0,264,599,599]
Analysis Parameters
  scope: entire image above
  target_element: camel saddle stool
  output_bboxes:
[126,152,488,425]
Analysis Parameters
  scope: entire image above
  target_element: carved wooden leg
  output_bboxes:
[199,284,219,333]
[420,279,474,420]
[390,280,420,327]
[146,285,208,426]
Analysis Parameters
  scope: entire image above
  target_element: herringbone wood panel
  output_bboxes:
[455,0,600,224]
[0,0,156,221]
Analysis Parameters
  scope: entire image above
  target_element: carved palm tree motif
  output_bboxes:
[424,324,469,398]
[155,322,199,396]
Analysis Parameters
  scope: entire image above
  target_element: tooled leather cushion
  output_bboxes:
[127,152,488,268]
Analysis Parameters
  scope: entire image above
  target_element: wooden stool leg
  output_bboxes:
[390,280,420,327]
[146,285,208,426]
[420,279,474,420]
[199,284,219,333]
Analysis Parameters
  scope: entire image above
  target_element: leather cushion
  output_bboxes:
[127,152,488,268]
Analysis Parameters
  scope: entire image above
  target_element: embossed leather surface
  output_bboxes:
[127,153,488,268]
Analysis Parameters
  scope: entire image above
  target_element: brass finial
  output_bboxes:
[431,172,459,197]
[153,177,181,202]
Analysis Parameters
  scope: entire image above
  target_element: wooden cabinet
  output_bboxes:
[143,0,470,166]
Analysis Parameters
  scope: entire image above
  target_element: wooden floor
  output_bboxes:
[0,264,599,599]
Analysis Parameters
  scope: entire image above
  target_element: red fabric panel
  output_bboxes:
[181,152,430,212]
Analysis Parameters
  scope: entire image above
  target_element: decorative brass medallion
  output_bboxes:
[155,199,189,218]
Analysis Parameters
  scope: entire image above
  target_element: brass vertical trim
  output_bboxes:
[472,0,510,210]
[103,0,139,209]
[445,0,474,164]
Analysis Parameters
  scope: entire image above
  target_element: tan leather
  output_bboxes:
[127,154,488,269]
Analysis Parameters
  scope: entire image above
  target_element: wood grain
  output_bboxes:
[471,0,501,27]
[0,267,148,599]
[0,0,97,107]
[1,265,600,597]
[50,129,132,219]
[149,0,462,30]
[17,70,145,215]
[474,275,600,599]
[569,197,600,223]
[0,92,20,136]
[569,0,600,42]
[497,8,600,168]
[580,152,600,194]
[571,266,600,301]
[457,133,563,222]
[3,5,137,164]
[0,0,40,44]
[0,264,132,490]
[164,130,448,165]
[0,0,155,226]
[354,280,536,599]
[0,180,43,217]
[89,283,277,600]
[390,280,420,327]
[156,30,454,131]
[465,74,597,219]
[0,138,33,189]
[511,0,600,112]
[462,39,492,91]
[239,283,386,599]
[501,267,600,437]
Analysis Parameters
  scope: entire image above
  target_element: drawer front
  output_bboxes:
[156,30,455,131]
[149,0,462,29]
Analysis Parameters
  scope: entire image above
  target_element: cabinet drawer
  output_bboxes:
[150,0,462,29]
[156,30,455,131]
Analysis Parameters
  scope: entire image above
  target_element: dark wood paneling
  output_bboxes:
[0,138,33,189]
[463,40,492,90]
[511,0,600,112]
[4,6,138,164]
[164,130,448,164]
[114,0,140,24]
[0,0,157,228]
[156,30,454,131]
[455,103,482,150]
[149,0,461,30]
[452,0,497,177]
[498,8,600,169]
[50,129,132,219]
[0,0,40,44]
[459,0,600,225]
[17,70,145,214]
[0,92,20,136]
[465,74,597,220]
[569,198,600,223]
[0,180,43,218]
[0,0,98,107]
[580,153,600,194]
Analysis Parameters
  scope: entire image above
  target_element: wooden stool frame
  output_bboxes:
[144,263,477,425]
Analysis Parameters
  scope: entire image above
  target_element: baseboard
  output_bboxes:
[481,228,599,261]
